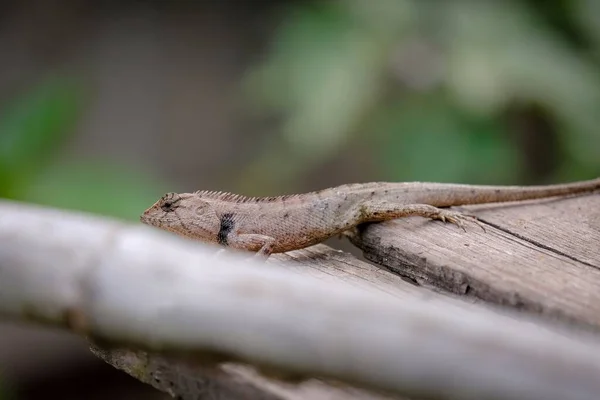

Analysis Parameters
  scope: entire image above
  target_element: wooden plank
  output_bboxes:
[463,194,600,266]
[6,199,600,400]
[83,243,600,400]
[347,193,600,330]
[91,344,402,400]
[272,244,425,300]
[95,245,413,400]
[93,242,575,400]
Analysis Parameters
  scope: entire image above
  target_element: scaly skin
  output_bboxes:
[140,178,600,257]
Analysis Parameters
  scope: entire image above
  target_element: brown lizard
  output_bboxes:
[140,178,600,257]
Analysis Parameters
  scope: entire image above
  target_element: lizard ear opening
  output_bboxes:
[160,192,181,212]
[193,200,214,217]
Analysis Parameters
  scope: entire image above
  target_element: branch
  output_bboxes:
[88,344,396,400]
[2,199,600,400]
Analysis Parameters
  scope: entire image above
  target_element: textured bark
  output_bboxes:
[2,199,600,400]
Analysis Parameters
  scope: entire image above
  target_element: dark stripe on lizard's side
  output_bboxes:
[217,213,235,245]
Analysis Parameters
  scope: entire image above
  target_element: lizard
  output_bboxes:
[140,177,600,257]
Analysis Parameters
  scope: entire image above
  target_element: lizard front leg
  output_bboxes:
[361,202,485,232]
[226,233,277,258]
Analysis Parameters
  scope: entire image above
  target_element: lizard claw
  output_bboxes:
[436,210,486,233]
[464,213,487,233]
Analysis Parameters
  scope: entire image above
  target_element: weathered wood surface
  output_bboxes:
[348,192,600,330]
[5,198,600,400]
[90,343,401,400]
[272,245,424,300]
[94,245,411,400]
[69,243,600,400]
[94,243,599,400]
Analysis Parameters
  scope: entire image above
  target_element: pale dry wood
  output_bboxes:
[348,193,600,329]
[5,199,600,400]
[89,345,283,400]
[272,245,425,299]
[0,200,400,400]
[463,194,600,266]
[90,344,400,400]
[94,244,409,400]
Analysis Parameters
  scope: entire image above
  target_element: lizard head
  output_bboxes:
[140,192,221,242]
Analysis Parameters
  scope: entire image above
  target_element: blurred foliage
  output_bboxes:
[241,0,600,189]
[2,0,600,215]
[0,77,165,220]
[0,78,81,199]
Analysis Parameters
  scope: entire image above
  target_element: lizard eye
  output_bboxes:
[160,192,181,212]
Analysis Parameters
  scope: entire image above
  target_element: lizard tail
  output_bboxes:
[403,177,600,207]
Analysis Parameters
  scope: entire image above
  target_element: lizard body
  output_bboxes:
[140,178,600,257]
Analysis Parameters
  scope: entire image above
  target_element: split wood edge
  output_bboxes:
[1,199,600,400]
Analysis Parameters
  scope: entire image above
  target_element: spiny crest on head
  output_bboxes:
[193,190,303,203]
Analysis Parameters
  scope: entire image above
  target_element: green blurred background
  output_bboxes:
[1,0,599,399]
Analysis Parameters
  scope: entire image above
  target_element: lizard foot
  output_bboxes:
[434,210,486,233]
[253,242,274,261]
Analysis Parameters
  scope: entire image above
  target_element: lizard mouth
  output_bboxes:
[139,213,150,224]
[140,213,160,226]
[139,213,182,228]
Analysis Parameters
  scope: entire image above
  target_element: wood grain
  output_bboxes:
[90,343,401,400]
[6,199,600,400]
[272,244,424,300]
[348,193,600,330]
[95,245,412,400]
